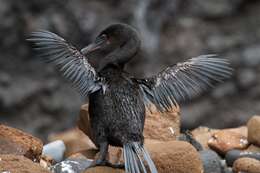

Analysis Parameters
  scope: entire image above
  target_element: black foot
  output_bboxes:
[90,159,125,169]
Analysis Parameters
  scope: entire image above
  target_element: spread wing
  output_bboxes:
[137,55,233,112]
[28,30,103,97]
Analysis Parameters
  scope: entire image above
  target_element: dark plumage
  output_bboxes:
[28,23,233,173]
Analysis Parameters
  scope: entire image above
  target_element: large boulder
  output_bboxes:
[0,124,43,161]
[78,104,180,142]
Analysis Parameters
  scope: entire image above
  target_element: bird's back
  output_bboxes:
[88,66,145,147]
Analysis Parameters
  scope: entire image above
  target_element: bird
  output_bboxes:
[28,23,233,173]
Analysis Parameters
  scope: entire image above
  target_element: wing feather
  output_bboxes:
[28,30,102,96]
[137,55,233,111]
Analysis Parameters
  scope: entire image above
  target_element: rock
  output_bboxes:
[39,155,55,169]
[144,104,180,140]
[246,144,260,153]
[237,68,257,89]
[189,0,243,18]
[78,104,180,142]
[191,126,219,149]
[51,157,93,173]
[225,126,248,138]
[247,115,260,146]
[43,140,66,162]
[84,167,124,173]
[145,140,203,173]
[48,128,96,157]
[178,131,203,151]
[243,45,260,67]
[233,157,260,173]
[0,154,51,173]
[0,124,43,161]
[208,130,249,155]
[225,149,260,167]
[199,149,222,173]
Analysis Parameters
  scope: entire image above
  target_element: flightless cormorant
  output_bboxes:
[28,23,232,173]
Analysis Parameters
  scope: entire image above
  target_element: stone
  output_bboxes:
[0,154,51,173]
[246,144,260,153]
[191,126,219,149]
[243,45,260,67]
[208,130,249,155]
[199,149,222,173]
[225,149,260,167]
[39,155,55,169]
[0,124,43,161]
[43,140,66,162]
[145,139,203,173]
[51,157,93,173]
[233,157,260,173]
[247,115,260,146]
[48,127,96,157]
[84,167,124,173]
[78,104,180,142]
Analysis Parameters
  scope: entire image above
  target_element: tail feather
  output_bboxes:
[123,142,158,173]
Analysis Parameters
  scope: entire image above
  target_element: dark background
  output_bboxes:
[0,0,259,140]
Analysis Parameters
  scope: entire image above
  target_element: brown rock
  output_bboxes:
[144,104,180,141]
[226,126,248,138]
[84,167,124,173]
[191,126,219,149]
[208,130,249,155]
[146,139,203,173]
[0,124,43,161]
[78,104,180,142]
[247,115,260,146]
[0,154,51,173]
[233,157,260,173]
[48,127,96,157]
[246,144,260,153]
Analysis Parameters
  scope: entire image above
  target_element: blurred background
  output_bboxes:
[0,0,260,140]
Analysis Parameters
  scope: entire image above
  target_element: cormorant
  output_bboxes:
[28,23,232,173]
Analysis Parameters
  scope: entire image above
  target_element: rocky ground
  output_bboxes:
[1,106,260,173]
[0,0,260,140]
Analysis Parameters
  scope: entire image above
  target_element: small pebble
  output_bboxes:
[233,157,260,173]
[43,140,66,162]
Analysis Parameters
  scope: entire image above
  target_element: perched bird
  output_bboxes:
[28,23,232,173]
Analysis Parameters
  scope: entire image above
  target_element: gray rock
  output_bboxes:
[190,0,243,18]
[225,149,260,167]
[51,158,92,173]
[237,68,256,89]
[43,140,66,163]
[242,45,260,67]
[199,149,222,173]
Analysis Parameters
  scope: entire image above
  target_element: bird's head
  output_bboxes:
[82,23,141,71]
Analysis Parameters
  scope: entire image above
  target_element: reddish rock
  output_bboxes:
[0,154,51,173]
[191,126,219,149]
[0,124,43,161]
[78,104,180,143]
[146,139,203,173]
[208,130,249,155]
[48,127,96,157]
[247,115,260,146]
[226,126,248,138]
[233,157,260,173]
[39,155,55,169]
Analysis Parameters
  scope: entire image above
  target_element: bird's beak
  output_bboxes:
[81,35,107,55]
[81,43,101,55]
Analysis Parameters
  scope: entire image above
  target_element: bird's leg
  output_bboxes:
[91,142,109,166]
[90,142,124,169]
